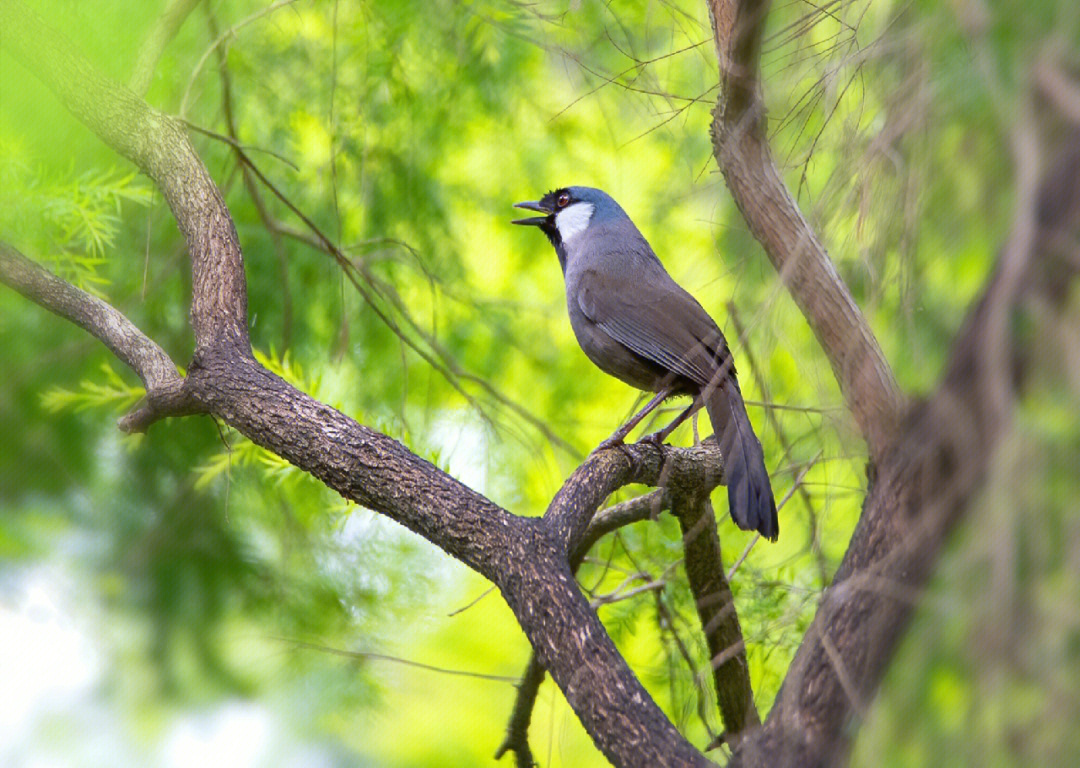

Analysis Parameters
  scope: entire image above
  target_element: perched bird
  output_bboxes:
[513,186,778,540]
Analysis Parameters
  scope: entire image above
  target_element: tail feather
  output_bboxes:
[705,381,778,540]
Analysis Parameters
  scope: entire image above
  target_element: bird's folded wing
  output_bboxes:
[575,267,727,388]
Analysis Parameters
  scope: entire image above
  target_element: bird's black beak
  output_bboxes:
[512,200,552,227]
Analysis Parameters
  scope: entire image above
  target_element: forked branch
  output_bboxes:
[0,242,195,431]
[704,1,1080,764]
[707,0,904,461]
[0,3,737,764]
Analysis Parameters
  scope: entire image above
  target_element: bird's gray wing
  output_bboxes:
[575,266,728,387]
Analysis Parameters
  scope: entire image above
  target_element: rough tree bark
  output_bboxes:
[708,1,1080,765]
[3,1,1080,766]
[707,0,904,462]
[0,2,741,766]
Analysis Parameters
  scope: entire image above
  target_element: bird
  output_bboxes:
[513,186,778,540]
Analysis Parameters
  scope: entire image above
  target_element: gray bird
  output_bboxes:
[513,186,778,540]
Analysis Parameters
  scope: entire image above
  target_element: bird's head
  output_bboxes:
[512,186,628,248]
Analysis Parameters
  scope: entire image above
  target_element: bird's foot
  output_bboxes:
[637,430,668,448]
[593,435,643,472]
[594,434,627,453]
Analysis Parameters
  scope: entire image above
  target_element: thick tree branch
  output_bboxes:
[546,439,725,554]
[671,492,759,741]
[189,354,719,767]
[208,6,293,351]
[729,104,1080,768]
[501,449,761,762]
[498,489,672,765]
[0,0,248,354]
[1,3,727,764]
[709,0,766,118]
[0,242,196,430]
[707,0,903,461]
[584,489,668,547]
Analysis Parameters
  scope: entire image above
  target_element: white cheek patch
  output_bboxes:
[554,202,595,242]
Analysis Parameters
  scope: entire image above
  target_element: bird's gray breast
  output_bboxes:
[566,295,668,391]
[563,232,671,392]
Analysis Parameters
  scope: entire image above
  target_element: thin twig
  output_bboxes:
[181,0,303,117]
[727,453,821,580]
[281,637,520,684]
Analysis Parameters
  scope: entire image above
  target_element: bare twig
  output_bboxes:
[282,637,520,684]
[180,0,302,117]
[447,586,496,617]
[727,452,821,580]
[728,304,829,581]
[591,577,667,607]
[654,594,725,749]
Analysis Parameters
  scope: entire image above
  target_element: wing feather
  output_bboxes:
[575,267,726,386]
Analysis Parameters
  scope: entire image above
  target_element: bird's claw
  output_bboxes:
[637,430,667,448]
[594,435,627,453]
[594,439,642,472]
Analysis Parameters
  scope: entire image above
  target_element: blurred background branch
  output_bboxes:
[2,0,1080,766]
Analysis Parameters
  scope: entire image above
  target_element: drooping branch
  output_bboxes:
[0,242,196,430]
[671,492,759,740]
[180,0,301,118]
[706,0,904,461]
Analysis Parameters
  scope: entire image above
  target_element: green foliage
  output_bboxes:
[1,0,1079,766]
[1,142,151,292]
[41,361,146,414]
[190,349,326,491]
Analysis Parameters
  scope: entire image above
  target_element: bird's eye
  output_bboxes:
[557,192,570,208]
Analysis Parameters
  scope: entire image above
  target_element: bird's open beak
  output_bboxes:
[512,200,552,226]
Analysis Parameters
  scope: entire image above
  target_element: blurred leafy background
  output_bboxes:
[1,0,1078,766]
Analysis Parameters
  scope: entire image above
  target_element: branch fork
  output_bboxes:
[7,2,1076,766]
[0,3,756,765]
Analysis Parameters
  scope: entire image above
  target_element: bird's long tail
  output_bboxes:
[705,380,778,540]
